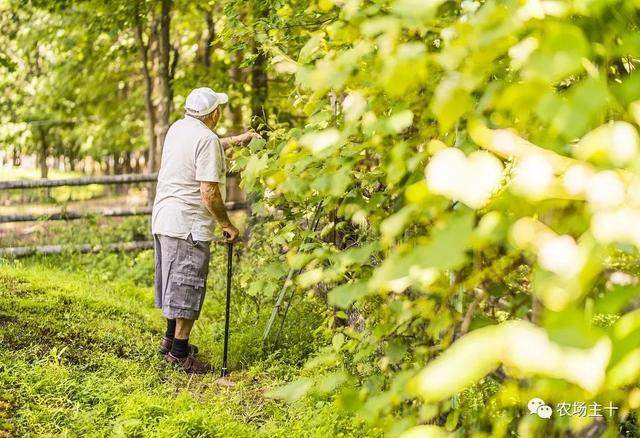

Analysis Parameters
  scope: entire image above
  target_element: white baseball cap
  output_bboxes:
[184,87,229,117]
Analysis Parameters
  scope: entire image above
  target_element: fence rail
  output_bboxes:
[0,172,238,190]
[0,241,155,258]
[0,173,158,190]
[0,207,151,223]
[0,172,248,258]
[0,237,238,258]
[0,202,246,223]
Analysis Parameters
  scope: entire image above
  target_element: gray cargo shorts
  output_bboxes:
[154,234,211,320]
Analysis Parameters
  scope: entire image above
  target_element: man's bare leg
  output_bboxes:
[166,317,210,373]
[175,318,195,340]
[169,318,196,359]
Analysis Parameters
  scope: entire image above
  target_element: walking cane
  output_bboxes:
[220,239,233,378]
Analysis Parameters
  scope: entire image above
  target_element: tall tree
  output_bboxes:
[250,3,268,127]
[134,8,157,174]
[153,0,173,172]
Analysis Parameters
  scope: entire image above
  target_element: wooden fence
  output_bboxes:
[0,172,240,190]
[0,202,246,223]
[1,173,246,258]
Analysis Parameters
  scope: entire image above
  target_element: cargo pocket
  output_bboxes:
[176,236,210,277]
[168,273,205,312]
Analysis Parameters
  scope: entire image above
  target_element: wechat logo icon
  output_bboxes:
[528,398,552,419]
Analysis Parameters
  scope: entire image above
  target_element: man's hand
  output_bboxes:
[244,131,263,142]
[221,223,240,242]
[220,131,263,149]
[200,181,240,242]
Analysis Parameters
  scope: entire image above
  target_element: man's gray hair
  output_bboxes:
[188,107,218,122]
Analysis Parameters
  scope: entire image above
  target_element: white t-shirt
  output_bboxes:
[151,116,226,242]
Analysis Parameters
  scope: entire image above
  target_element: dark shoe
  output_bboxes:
[158,337,199,356]
[165,352,211,374]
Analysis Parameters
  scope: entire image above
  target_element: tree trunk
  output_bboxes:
[12,147,20,166]
[124,151,133,174]
[229,52,244,133]
[199,11,215,67]
[251,48,268,128]
[37,126,49,179]
[113,151,120,175]
[134,12,158,174]
[154,0,173,171]
[133,152,141,173]
[250,5,268,128]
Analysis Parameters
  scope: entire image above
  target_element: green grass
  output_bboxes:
[1,216,151,248]
[0,254,372,437]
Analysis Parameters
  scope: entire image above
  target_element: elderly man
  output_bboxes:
[152,87,256,374]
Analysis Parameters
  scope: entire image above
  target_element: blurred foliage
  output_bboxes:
[234,0,640,436]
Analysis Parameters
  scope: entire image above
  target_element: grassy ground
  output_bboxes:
[0,211,245,249]
[0,200,374,436]
[0,251,372,437]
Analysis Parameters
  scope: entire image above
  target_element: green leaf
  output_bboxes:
[371,210,474,292]
[431,73,472,132]
[380,205,416,243]
[411,321,611,402]
[315,371,348,394]
[572,121,639,167]
[242,153,269,188]
[613,70,640,107]
[543,308,603,349]
[298,32,325,63]
[536,78,609,140]
[386,340,407,363]
[331,243,378,270]
[387,110,414,133]
[265,378,314,403]
[596,285,640,315]
[605,310,640,389]
[399,425,449,438]
[328,281,371,308]
[392,0,446,20]
[524,23,589,83]
[247,137,266,153]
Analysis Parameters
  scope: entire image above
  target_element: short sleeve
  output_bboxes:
[194,135,224,182]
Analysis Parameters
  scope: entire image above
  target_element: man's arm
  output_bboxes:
[219,132,262,150]
[200,181,239,241]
